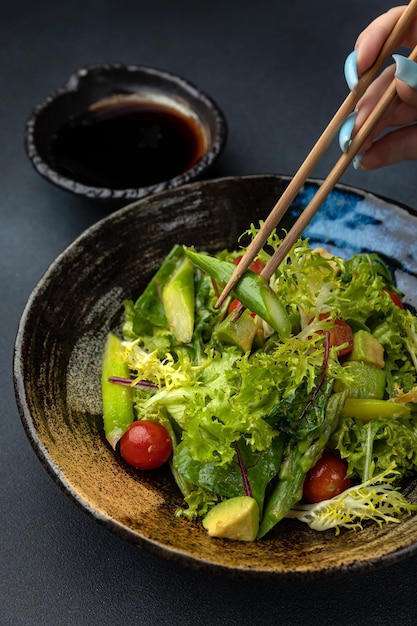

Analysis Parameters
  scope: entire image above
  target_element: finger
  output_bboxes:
[358,124,417,169]
[348,65,398,153]
[387,100,417,125]
[396,76,417,108]
[367,100,417,148]
[340,58,417,155]
[394,54,417,106]
[355,57,417,130]
[343,98,417,156]
[354,6,417,75]
[355,65,396,129]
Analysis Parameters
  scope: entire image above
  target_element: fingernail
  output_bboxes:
[344,50,359,92]
[393,54,417,90]
[353,154,363,170]
[339,112,357,152]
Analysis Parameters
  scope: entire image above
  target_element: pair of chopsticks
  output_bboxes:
[216,0,417,311]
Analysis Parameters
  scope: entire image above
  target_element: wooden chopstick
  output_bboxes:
[215,0,417,309]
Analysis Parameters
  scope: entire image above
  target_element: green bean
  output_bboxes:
[184,247,291,337]
[342,398,411,421]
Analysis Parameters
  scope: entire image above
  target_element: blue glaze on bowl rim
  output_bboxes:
[289,181,417,310]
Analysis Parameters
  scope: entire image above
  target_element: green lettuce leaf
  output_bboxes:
[174,433,286,514]
[265,378,335,440]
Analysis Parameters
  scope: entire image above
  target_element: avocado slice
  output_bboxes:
[202,496,260,541]
[345,330,384,368]
[333,361,386,399]
[213,309,258,352]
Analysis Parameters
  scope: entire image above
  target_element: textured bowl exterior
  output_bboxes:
[24,63,227,200]
[13,175,417,579]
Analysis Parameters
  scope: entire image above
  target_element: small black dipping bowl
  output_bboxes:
[24,64,227,201]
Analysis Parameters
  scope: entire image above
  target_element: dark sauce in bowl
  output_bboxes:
[25,64,227,200]
[50,96,206,189]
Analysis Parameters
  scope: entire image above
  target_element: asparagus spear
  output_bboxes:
[102,332,134,448]
[184,247,291,337]
[162,257,195,343]
[257,391,347,538]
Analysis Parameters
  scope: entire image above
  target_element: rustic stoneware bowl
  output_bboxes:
[13,175,417,579]
[25,63,227,201]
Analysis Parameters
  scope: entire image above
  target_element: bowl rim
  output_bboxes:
[24,62,228,201]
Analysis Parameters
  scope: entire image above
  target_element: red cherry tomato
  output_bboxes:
[228,298,242,314]
[228,298,256,317]
[119,420,172,470]
[329,318,354,356]
[303,453,351,503]
[232,256,266,274]
[308,313,354,357]
[229,257,265,315]
[383,289,404,309]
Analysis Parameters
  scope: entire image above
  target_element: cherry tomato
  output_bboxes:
[228,298,242,314]
[303,453,351,503]
[229,257,265,315]
[119,420,172,470]
[232,256,266,274]
[383,289,404,309]
[309,313,354,357]
[228,298,256,317]
[329,318,354,356]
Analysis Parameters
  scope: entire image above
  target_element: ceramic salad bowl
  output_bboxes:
[13,174,417,579]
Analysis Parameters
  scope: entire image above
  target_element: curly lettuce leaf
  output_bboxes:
[268,238,345,323]
[287,464,417,534]
[332,253,399,327]
[132,330,344,468]
[373,309,417,394]
[332,415,417,482]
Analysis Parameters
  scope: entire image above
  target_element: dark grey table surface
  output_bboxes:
[2,1,417,624]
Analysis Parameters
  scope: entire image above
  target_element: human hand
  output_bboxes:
[339,5,417,169]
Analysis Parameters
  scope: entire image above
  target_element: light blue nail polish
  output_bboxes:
[393,54,417,90]
[353,154,363,170]
[339,112,357,152]
[344,50,359,92]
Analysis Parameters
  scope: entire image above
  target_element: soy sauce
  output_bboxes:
[50,98,206,189]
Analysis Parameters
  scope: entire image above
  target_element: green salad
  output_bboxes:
[101,225,417,541]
